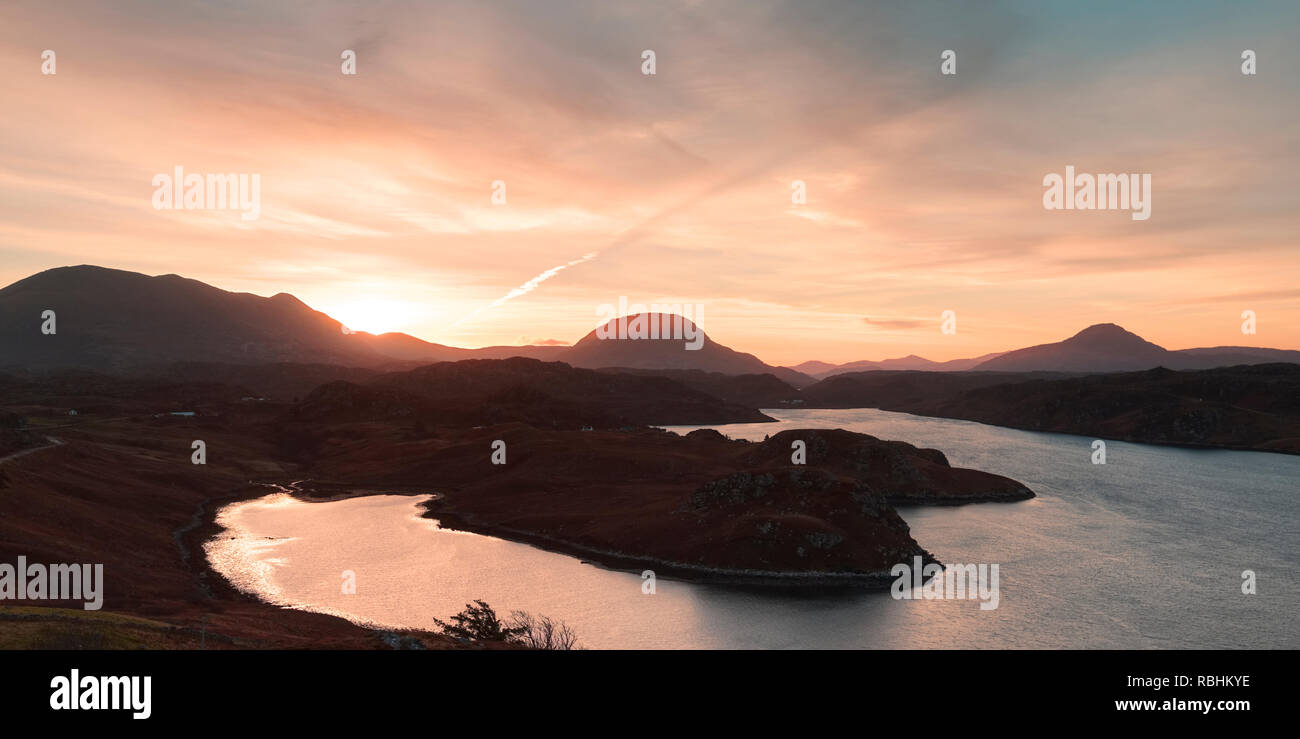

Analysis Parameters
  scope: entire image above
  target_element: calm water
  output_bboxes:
[205,409,1299,649]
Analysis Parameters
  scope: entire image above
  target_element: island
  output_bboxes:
[301,425,1035,586]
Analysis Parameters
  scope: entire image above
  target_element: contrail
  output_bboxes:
[453,251,599,326]
[452,163,786,328]
[454,82,962,328]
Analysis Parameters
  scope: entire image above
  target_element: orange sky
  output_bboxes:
[2,0,1297,365]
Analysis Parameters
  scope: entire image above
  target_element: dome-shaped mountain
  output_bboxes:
[972,323,1170,372]
[560,313,811,386]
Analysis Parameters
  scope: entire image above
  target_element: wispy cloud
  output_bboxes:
[864,317,932,330]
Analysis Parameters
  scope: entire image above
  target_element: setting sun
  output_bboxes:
[323,299,422,336]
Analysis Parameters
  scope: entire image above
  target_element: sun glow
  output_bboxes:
[324,299,423,336]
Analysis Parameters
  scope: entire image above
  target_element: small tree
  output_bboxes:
[434,600,581,649]
[508,610,580,650]
[433,600,526,643]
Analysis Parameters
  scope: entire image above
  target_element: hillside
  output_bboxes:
[594,367,801,408]
[801,364,1300,454]
[0,266,563,372]
[289,357,775,429]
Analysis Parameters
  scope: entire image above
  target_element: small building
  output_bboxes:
[67,410,77,416]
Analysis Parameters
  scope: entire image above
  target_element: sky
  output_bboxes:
[2,0,1297,365]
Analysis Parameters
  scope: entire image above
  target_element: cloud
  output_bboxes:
[863,317,932,330]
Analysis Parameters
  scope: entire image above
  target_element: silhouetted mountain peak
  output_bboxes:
[972,323,1168,372]
[1072,322,1124,337]
[561,313,814,387]
[3,264,134,293]
[269,292,310,307]
[574,312,705,344]
[1067,323,1160,346]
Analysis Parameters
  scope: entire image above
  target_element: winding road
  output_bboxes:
[0,436,64,465]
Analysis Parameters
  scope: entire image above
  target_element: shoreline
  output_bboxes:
[884,491,1036,506]
[180,481,467,648]
[784,406,1300,457]
[419,496,942,590]
[197,482,942,592]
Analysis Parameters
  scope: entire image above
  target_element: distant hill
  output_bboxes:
[793,352,1008,378]
[1,266,370,371]
[560,313,816,387]
[931,364,1300,454]
[800,364,1300,455]
[877,352,1007,372]
[291,357,775,429]
[595,367,801,408]
[145,361,381,401]
[789,360,840,376]
[820,359,882,374]
[1165,345,1300,369]
[0,265,501,372]
[361,331,564,363]
[972,324,1170,372]
[800,370,1074,409]
[973,324,1300,372]
[798,324,1300,377]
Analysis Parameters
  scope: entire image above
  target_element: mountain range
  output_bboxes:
[0,266,811,384]
[791,351,1007,376]
[2,265,1297,378]
[791,324,1300,377]
[0,265,570,372]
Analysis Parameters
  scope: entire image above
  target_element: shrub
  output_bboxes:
[507,610,580,650]
[434,600,580,649]
[433,600,525,643]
